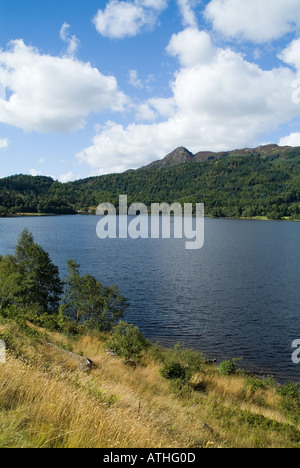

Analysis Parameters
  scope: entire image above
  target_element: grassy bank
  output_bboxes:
[0,319,299,448]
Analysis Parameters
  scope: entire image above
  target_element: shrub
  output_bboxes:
[218,358,242,376]
[277,382,300,419]
[160,361,187,381]
[159,343,205,385]
[278,382,300,402]
[245,376,275,392]
[108,321,149,362]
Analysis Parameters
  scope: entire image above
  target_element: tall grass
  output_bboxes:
[0,321,299,448]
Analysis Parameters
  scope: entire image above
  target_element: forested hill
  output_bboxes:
[0,144,300,220]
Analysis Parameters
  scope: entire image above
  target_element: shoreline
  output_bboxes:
[1,212,299,222]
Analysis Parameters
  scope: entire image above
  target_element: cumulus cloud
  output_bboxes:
[279,133,300,147]
[0,138,9,150]
[0,83,5,100]
[0,40,127,133]
[93,0,168,39]
[279,38,300,70]
[135,103,157,121]
[205,0,300,43]
[58,171,79,183]
[76,121,170,174]
[177,0,198,28]
[60,23,80,57]
[77,28,300,174]
[29,168,42,176]
[166,28,216,67]
[147,97,176,118]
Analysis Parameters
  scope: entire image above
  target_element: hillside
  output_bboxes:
[1,319,300,448]
[0,144,300,220]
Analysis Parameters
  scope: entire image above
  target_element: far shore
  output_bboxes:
[1,212,299,222]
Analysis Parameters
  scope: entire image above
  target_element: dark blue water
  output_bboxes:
[0,215,299,383]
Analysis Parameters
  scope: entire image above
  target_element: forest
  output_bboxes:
[0,146,299,220]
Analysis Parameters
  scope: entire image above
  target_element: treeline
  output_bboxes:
[0,148,300,220]
[0,229,128,332]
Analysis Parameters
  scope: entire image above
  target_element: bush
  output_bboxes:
[245,376,275,392]
[218,359,242,376]
[108,321,149,362]
[278,382,300,402]
[159,343,205,384]
[160,361,187,381]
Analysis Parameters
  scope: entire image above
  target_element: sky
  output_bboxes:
[1,0,300,181]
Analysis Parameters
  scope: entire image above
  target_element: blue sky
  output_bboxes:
[1,0,300,181]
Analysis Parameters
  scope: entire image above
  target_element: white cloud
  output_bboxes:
[279,38,300,70]
[0,83,5,100]
[205,0,300,43]
[166,28,216,67]
[279,133,300,147]
[177,0,198,28]
[0,138,9,150]
[135,103,157,121]
[58,171,78,183]
[60,23,80,57]
[93,0,168,39]
[76,121,169,174]
[128,69,143,89]
[147,96,176,118]
[77,28,300,174]
[29,168,42,176]
[0,40,127,133]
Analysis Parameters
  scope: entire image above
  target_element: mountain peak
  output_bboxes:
[145,147,194,169]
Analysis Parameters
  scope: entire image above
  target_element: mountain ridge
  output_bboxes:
[143,144,293,170]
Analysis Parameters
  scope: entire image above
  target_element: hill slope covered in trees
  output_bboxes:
[0,144,300,220]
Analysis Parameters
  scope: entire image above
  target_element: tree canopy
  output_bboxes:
[14,229,63,314]
[60,260,128,330]
[0,230,129,331]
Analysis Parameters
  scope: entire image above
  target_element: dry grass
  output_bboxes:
[0,356,175,448]
[0,322,299,448]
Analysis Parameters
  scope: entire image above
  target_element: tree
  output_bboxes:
[14,229,63,314]
[61,260,128,331]
[0,255,22,310]
[108,321,149,362]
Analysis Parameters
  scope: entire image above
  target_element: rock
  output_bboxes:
[79,357,94,372]
[123,359,137,368]
[206,358,217,364]
[47,343,94,372]
[106,349,117,357]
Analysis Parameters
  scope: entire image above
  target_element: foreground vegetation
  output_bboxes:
[0,145,300,220]
[0,230,299,448]
[0,229,128,333]
[0,319,300,448]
